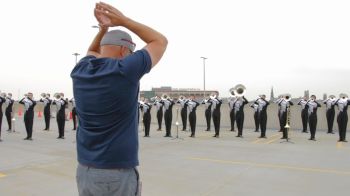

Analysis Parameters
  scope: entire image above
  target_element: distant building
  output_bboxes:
[304,90,309,99]
[140,86,219,100]
[270,86,275,102]
[323,93,327,100]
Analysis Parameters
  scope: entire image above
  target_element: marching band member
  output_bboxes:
[234,96,248,138]
[176,96,188,131]
[255,95,269,138]
[209,93,222,138]
[274,95,283,132]
[139,99,152,137]
[160,95,174,137]
[305,95,321,141]
[153,96,163,131]
[250,102,259,132]
[323,95,336,134]
[279,95,294,139]
[334,95,350,142]
[39,93,52,131]
[5,93,14,132]
[186,96,200,137]
[297,97,309,133]
[52,93,68,139]
[201,98,212,131]
[70,97,77,130]
[0,92,6,141]
[19,93,36,140]
[228,96,237,132]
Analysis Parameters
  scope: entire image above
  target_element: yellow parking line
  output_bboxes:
[0,172,6,178]
[337,142,343,149]
[188,157,350,176]
[252,133,280,144]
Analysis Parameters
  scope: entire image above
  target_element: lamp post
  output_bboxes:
[200,57,207,97]
[72,53,80,65]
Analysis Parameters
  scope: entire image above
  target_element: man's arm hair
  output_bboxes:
[87,27,108,57]
[96,2,168,68]
[122,18,168,67]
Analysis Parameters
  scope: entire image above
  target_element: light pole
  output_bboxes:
[72,53,80,65]
[200,57,207,97]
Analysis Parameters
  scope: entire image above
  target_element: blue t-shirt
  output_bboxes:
[70,49,152,169]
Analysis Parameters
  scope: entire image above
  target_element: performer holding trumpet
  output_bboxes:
[334,94,350,142]
[0,92,6,141]
[185,95,200,137]
[279,94,293,139]
[255,95,269,138]
[160,94,174,137]
[177,95,188,131]
[323,95,336,134]
[209,93,222,138]
[297,97,309,133]
[228,91,237,132]
[201,97,212,131]
[153,96,163,131]
[52,93,67,139]
[249,102,259,132]
[305,95,321,141]
[19,93,37,140]
[139,98,152,137]
[39,93,52,131]
[5,93,14,132]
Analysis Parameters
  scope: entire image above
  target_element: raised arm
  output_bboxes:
[87,25,108,57]
[96,2,168,67]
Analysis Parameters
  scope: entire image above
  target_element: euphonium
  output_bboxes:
[232,84,246,97]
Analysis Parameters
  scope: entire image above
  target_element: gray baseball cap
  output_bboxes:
[100,30,136,52]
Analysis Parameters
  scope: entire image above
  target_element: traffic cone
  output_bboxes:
[69,112,73,120]
[38,111,42,118]
[18,108,22,116]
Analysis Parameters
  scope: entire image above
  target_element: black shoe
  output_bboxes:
[281,137,287,139]
[206,129,210,131]
[6,129,11,132]
[189,134,195,138]
[236,135,243,138]
[157,129,162,131]
[0,139,2,142]
[24,137,29,140]
[144,135,150,137]
[309,138,316,141]
[259,136,267,139]
[343,140,348,142]
[255,130,259,132]
[302,131,309,133]
[27,138,33,141]
[278,130,283,132]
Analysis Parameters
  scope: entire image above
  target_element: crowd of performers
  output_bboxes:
[138,92,350,142]
[0,92,77,141]
[0,90,349,143]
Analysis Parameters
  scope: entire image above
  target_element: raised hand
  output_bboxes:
[94,2,127,27]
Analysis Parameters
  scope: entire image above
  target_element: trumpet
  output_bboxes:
[329,95,336,99]
[161,93,170,100]
[178,95,185,101]
[284,93,292,102]
[54,93,61,100]
[339,93,348,99]
[231,84,246,97]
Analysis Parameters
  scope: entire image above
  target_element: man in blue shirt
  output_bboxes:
[71,2,167,196]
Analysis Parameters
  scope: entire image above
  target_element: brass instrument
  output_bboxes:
[209,93,217,99]
[41,93,46,98]
[329,95,336,99]
[284,93,292,102]
[232,84,246,97]
[340,93,348,99]
[54,93,61,100]
[178,95,185,101]
[0,92,6,98]
[161,93,170,100]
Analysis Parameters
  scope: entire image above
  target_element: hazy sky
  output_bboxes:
[0,0,349,100]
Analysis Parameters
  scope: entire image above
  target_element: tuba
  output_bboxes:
[232,84,246,97]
